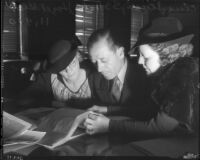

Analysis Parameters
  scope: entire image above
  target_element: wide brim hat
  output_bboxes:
[130,17,194,54]
[136,32,194,46]
[47,36,82,73]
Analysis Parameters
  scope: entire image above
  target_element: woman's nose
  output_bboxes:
[65,65,72,73]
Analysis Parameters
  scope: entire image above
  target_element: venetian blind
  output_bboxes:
[2,2,19,59]
[130,7,144,49]
[75,4,104,54]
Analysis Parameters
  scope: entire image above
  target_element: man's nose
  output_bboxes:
[138,56,144,65]
[97,62,103,72]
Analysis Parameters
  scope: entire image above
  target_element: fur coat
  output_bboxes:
[151,57,199,132]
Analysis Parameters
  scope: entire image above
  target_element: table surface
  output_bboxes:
[5,134,199,157]
[3,107,199,157]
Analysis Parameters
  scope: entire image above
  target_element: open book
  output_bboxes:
[3,110,92,152]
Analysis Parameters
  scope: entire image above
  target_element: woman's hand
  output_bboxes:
[84,112,110,135]
[87,105,108,114]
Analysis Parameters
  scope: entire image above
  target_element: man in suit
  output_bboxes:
[85,28,157,135]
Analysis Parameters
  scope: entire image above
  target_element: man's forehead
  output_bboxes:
[93,38,108,49]
[90,39,109,59]
[90,50,106,61]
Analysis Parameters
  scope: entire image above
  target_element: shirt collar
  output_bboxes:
[117,58,127,87]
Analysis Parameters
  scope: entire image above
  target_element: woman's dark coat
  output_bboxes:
[109,57,199,136]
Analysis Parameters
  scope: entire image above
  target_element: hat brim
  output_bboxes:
[129,34,194,56]
[47,49,77,73]
[160,34,194,46]
[135,33,194,47]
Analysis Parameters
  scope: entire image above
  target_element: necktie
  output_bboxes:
[111,77,121,102]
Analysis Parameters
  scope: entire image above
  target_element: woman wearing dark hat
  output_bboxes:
[84,17,199,138]
[48,40,91,105]
[135,33,199,136]
[18,36,93,109]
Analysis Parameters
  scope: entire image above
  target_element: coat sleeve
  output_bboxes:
[108,112,187,137]
[107,82,159,121]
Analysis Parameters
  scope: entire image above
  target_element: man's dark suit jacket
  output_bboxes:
[89,57,198,137]
[89,58,158,121]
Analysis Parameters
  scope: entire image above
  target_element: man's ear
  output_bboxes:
[117,47,125,59]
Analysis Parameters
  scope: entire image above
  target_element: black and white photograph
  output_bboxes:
[1,0,199,159]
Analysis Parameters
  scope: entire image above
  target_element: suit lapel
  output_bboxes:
[97,75,116,103]
[120,81,131,103]
[120,60,134,103]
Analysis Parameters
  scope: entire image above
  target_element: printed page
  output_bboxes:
[37,131,67,149]
[3,111,32,138]
[3,130,46,154]
[38,111,91,149]
[3,142,36,154]
[4,130,46,145]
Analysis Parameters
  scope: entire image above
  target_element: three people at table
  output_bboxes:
[18,17,199,138]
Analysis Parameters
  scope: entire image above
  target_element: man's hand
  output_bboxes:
[84,113,110,135]
[87,105,108,114]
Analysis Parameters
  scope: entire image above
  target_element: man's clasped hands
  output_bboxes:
[83,105,110,135]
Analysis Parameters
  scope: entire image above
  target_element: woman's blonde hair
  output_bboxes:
[149,43,193,66]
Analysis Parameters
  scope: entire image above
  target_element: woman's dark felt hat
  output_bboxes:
[137,17,193,44]
[129,17,194,55]
[47,36,82,73]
